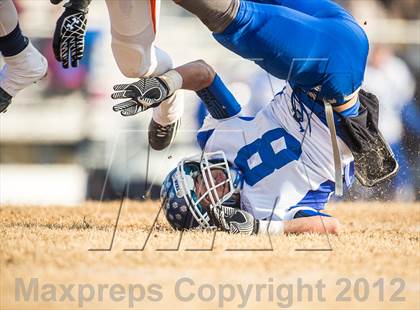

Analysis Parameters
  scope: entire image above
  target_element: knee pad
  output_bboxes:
[152,47,174,76]
[111,31,173,78]
[111,39,151,78]
[174,0,239,33]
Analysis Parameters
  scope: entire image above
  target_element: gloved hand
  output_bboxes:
[210,205,259,235]
[111,77,169,117]
[51,0,88,68]
[340,90,380,153]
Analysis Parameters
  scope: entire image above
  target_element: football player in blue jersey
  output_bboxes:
[111,0,398,234]
[112,59,343,235]
[169,0,397,187]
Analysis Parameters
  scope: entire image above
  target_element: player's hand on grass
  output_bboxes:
[211,205,259,235]
[51,0,88,69]
[111,77,169,117]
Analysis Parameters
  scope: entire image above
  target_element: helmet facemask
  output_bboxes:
[174,151,237,229]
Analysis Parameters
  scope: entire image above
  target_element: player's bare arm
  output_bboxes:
[175,60,215,91]
[283,217,340,235]
[111,60,215,116]
[200,204,341,236]
[211,205,340,236]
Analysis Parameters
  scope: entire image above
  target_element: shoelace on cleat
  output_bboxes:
[155,124,173,137]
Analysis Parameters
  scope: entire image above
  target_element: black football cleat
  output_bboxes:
[0,87,12,113]
[148,118,180,151]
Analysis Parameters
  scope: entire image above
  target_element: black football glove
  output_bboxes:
[0,87,12,113]
[51,0,88,68]
[339,90,398,187]
[210,205,259,235]
[339,90,379,153]
[111,77,169,117]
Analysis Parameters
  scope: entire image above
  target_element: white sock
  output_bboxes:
[258,220,285,235]
[152,91,184,126]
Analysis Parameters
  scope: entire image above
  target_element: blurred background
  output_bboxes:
[0,0,418,206]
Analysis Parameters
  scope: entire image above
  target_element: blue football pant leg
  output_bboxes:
[293,210,332,219]
[214,0,368,103]
[214,1,330,83]
[174,0,367,103]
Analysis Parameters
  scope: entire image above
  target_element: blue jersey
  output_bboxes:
[214,0,369,107]
[197,84,355,221]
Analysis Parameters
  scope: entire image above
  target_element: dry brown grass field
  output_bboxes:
[1,201,419,310]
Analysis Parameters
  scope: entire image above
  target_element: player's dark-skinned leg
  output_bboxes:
[173,0,240,33]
